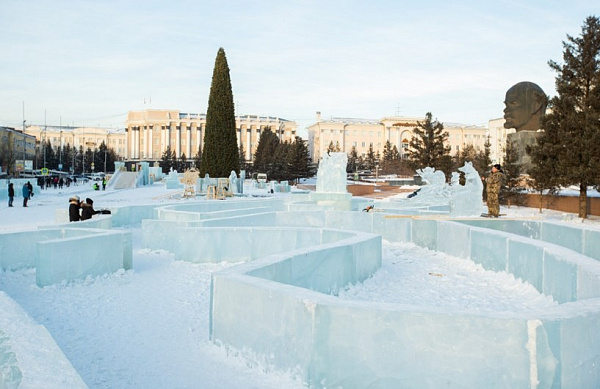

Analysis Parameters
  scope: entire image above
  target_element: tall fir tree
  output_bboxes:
[406,112,453,177]
[502,139,526,207]
[75,145,84,174]
[347,146,359,173]
[160,145,174,173]
[177,152,188,172]
[193,147,202,170]
[238,142,246,171]
[84,148,93,173]
[530,16,600,218]
[382,140,394,162]
[475,136,492,174]
[43,140,55,169]
[287,137,312,183]
[200,47,240,177]
[365,144,376,170]
[271,141,291,181]
[253,127,279,175]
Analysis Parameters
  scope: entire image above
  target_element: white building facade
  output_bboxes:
[125,109,298,163]
[307,112,488,163]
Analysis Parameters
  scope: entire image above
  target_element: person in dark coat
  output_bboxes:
[7,183,14,207]
[69,195,81,222]
[81,198,100,221]
[22,182,30,207]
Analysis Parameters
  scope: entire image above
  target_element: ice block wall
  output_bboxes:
[36,228,132,287]
[206,208,600,388]
[0,292,88,388]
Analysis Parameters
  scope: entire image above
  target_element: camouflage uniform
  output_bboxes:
[486,171,503,217]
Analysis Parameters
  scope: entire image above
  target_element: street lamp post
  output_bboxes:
[59,130,63,171]
[43,126,46,169]
[22,120,26,161]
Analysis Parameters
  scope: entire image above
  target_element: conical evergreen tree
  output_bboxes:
[200,47,240,177]
[160,145,174,173]
[238,142,246,171]
[177,152,188,172]
[406,112,452,177]
[253,127,279,174]
[287,136,312,183]
[347,146,359,173]
[193,147,202,170]
[502,139,526,207]
[365,144,376,170]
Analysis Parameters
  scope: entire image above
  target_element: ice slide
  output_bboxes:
[107,170,139,189]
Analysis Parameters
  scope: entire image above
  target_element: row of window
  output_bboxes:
[134,126,292,135]
[327,141,481,153]
[50,137,124,145]
[323,129,385,137]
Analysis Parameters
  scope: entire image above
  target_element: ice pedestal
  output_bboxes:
[310,152,352,209]
[309,192,352,211]
[165,170,181,189]
[507,131,541,173]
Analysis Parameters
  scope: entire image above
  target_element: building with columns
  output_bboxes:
[307,112,488,162]
[125,109,298,163]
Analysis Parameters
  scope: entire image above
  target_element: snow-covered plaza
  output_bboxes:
[1,177,599,389]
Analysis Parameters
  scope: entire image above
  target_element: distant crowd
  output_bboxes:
[37,176,79,189]
[5,176,108,214]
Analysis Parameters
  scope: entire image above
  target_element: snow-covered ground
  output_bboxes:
[0,180,597,388]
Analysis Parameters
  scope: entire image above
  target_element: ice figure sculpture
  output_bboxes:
[228,171,238,194]
[165,169,181,189]
[449,161,484,216]
[404,167,450,205]
[316,153,348,193]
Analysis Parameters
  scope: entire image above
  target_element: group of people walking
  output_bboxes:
[7,181,33,207]
[38,176,77,189]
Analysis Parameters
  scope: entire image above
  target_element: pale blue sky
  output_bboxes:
[0,0,597,134]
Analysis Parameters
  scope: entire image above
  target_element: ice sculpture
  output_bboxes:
[165,169,181,189]
[228,171,238,194]
[449,161,484,216]
[316,153,348,193]
[402,166,450,205]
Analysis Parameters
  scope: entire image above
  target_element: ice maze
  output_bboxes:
[2,195,600,388]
